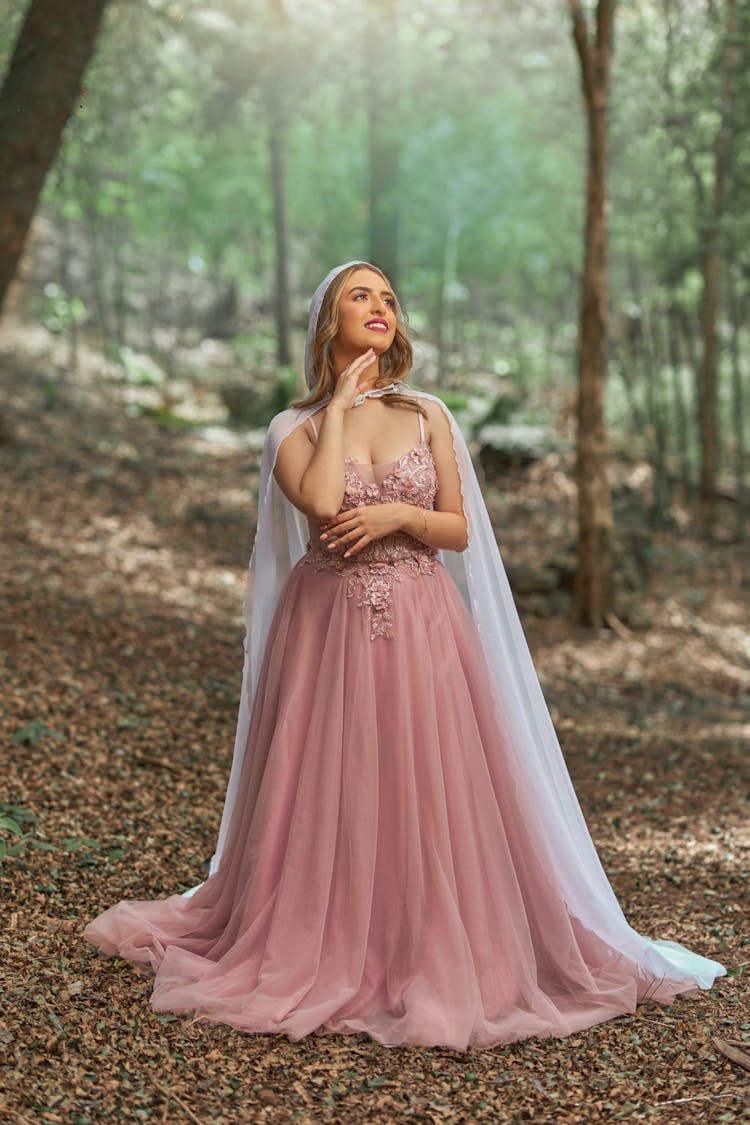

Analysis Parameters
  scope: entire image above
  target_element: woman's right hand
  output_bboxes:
[329,348,377,413]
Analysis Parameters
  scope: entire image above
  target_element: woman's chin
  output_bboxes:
[362,335,392,355]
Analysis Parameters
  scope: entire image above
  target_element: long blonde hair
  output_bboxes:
[290,262,427,421]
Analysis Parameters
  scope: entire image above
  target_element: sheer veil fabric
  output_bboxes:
[183,260,725,1008]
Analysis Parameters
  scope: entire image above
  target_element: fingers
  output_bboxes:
[343,535,370,558]
[323,523,357,551]
[344,347,376,376]
[326,530,366,558]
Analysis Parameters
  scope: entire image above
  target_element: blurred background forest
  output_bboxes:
[1,0,748,639]
[1,0,748,545]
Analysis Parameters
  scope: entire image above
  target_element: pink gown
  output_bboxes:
[83,409,700,1050]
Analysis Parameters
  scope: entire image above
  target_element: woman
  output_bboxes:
[84,259,725,1051]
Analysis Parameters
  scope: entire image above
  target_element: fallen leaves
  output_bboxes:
[1,349,749,1123]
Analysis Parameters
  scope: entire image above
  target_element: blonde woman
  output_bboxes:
[84,260,725,1051]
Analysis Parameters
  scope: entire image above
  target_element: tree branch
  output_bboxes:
[596,0,616,53]
[569,0,594,105]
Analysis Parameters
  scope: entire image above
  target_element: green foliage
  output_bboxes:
[39,283,87,336]
[433,391,469,412]
[119,346,166,387]
[11,721,65,747]
[0,804,38,867]
[277,365,302,409]
[0,0,746,472]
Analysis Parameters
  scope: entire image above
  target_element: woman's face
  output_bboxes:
[333,267,398,358]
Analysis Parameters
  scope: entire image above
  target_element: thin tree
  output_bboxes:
[662,0,739,533]
[367,0,400,290]
[696,0,737,531]
[267,0,292,368]
[0,0,108,315]
[569,0,617,629]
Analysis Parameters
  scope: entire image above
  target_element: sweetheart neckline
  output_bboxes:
[344,440,431,471]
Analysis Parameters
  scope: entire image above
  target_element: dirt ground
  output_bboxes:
[1,342,749,1123]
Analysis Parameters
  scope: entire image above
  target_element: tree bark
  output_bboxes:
[436,209,462,379]
[0,0,107,315]
[269,104,291,367]
[666,303,693,496]
[642,304,671,527]
[696,0,737,531]
[367,0,400,289]
[726,265,747,539]
[569,0,616,628]
[661,2,693,498]
[265,0,292,369]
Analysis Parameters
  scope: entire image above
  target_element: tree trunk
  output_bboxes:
[0,0,107,315]
[264,0,293,370]
[110,216,128,351]
[726,265,747,539]
[660,7,693,499]
[642,305,671,527]
[367,0,400,289]
[697,228,721,530]
[697,0,737,531]
[436,210,462,379]
[85,204,112,353]
[569,0,616,628]
[269,104,291,368]
[666,300,692,497]
[612,325,647,437]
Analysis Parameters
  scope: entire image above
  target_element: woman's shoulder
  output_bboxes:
[267,404,327,453]
[412,393,453,437]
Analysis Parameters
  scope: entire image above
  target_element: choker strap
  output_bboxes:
[352,381,404,408]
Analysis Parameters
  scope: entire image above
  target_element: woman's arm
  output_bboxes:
[273,406,348,522]
[274,351,377,522]
[398,400,468,552]
[398,503,468,553]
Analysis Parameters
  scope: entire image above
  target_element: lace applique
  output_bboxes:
[343,442,438,511]
[301,544,436,643]
[299,443,440,640]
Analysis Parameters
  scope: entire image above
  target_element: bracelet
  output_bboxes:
[420,509,428,540]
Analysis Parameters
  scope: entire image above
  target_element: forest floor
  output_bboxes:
[1,335,749,1124]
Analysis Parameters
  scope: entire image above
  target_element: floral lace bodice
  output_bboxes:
[299,442,440,640]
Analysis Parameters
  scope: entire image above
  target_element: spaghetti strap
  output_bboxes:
[308,416,318,443]
[418,410,424,443]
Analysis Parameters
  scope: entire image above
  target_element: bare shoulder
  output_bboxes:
[421,397,452,444]
[277,413,318,459]
[272,413,324,521]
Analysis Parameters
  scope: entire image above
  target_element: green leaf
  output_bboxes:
[0,816,24,836]
[63,837,102,853]
[11,721,64,746]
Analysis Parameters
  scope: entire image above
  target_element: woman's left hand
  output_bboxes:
[319,504,405,558]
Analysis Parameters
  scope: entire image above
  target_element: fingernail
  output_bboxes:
[320,533,327,540]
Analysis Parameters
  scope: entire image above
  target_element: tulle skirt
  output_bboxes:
[83,556,701,1050]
